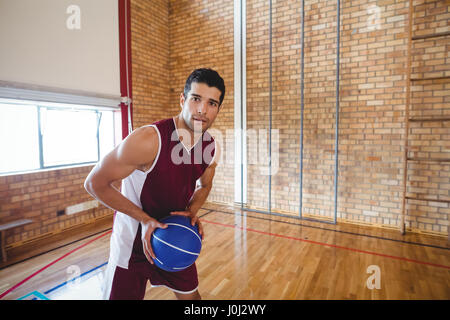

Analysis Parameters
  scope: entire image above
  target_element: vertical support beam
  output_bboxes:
[299,0,305,218]
[333,0,341,224]
[234,0,247,206]
[96,111,102,162]
[37,106,44,169]
[268,0,273,214]
[119,0,133,139]
[400,0,413,235]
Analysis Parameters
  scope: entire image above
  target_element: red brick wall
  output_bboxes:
[131,0,173,128]
[0,166,111,247]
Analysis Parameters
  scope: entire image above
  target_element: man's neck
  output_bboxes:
[174,115,203,150]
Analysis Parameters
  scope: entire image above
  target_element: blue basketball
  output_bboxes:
[150,215,202,272]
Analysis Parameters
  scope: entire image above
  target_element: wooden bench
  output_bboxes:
[0,219,33,263]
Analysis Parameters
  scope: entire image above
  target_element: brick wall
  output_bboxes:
[131,0,172,127]
[338,0,409,228]
[0,166,111,247]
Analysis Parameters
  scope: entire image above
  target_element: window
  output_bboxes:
[0,103,40,173]
[0,99,119,175]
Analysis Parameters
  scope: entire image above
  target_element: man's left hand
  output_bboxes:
[170,210,204,239]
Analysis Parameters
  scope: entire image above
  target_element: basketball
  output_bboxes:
[150,215,202,272]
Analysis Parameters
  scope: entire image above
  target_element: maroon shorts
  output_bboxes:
[105,225,198,300]
[106,260,198,300]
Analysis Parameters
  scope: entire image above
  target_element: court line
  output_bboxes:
[0,210,213,300]
[0,227,113,271]
[206,208,450,251]
[201,219,450,270]
[17,290,50,300]
[0,230,112,300]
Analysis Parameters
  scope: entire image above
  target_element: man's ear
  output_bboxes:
[180,92,185,109]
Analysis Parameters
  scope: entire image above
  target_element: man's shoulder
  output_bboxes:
[126,125,160,153]
[135,118,173,136]
[151,117,173,128]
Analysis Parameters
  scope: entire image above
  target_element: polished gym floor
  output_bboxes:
[0,203,449,300]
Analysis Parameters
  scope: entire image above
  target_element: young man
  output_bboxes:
[84,68,225,300]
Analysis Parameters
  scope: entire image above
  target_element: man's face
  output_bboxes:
[180,82,221,133]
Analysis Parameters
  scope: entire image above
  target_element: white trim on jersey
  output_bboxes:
[143,124,162,174]
[172,117,203,154]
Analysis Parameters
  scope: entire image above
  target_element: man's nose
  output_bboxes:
[197,102,207,114]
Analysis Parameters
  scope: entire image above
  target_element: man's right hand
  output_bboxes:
[140,218,168,264]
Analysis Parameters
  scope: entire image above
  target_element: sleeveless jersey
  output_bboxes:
[108,117,216,268]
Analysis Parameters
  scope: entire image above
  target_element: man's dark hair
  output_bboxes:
[184,68,226,106]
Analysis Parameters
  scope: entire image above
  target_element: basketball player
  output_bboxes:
[84,68,224,300]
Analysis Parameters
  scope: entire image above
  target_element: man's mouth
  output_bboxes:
[193,116,207,123]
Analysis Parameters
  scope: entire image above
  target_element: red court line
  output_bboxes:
[201,219,450,270]
[0,230,112,300]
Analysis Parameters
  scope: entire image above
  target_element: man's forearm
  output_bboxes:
[85,182,152,224]
[186,185,212,216]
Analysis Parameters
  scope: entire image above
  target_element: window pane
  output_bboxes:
[41,108,98,166]
[0,104,40,173]
[99,110,115,159]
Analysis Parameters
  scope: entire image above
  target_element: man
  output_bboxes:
[84,68,225,300]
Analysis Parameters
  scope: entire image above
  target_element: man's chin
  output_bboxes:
[192,120,207,132]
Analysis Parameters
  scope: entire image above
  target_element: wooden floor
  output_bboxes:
[0,203,449,300]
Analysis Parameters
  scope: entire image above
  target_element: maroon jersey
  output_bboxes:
[141,117,216,221]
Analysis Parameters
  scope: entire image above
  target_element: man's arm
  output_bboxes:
[84,126,167,263]
[188,138,221,215]
[186,162,217,216]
